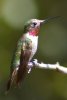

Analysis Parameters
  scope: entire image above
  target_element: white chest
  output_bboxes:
[26,33,38,60]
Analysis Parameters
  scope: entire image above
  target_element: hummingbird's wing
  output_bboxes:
[17,42,32,84]
[6,36,32,91]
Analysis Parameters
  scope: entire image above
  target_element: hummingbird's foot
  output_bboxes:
[32,59,38,65]
[27,59,38,73]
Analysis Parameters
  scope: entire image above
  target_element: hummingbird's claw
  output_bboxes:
[32,59,38,65]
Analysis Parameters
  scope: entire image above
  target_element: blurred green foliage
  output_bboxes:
[0,0,67,100]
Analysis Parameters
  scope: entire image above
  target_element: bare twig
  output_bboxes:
[27,59,67,74]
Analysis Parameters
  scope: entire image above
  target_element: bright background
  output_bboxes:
[0,0,67,100]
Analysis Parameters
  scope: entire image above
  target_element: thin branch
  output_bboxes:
[27,59,67,74]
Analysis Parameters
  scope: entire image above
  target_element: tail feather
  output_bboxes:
[6,68,18,92]
[6,78,11,91]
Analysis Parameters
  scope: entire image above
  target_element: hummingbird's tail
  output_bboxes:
[6,66,27,92]
[6,78,11,92]
[6,68,18,92]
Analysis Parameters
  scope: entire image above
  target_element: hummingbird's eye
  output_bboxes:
[33,22,37,26]
[31,22,37,28]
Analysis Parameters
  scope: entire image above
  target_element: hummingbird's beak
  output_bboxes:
[40,16,60,24]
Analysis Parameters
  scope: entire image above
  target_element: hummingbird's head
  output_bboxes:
[24,16,60,36]
[24,19,45,36]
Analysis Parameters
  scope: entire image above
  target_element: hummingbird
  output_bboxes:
[6,16,59,91]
